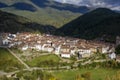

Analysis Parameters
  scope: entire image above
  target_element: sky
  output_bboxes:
[54,0,120,11]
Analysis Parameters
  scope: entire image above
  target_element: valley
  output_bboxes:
[0,0,81,28]
[0,0,120,80]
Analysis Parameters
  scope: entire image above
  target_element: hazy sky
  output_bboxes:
[54,0,120,10]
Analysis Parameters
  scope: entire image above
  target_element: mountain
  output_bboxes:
[0,2,8,8]
[0,0,85,28]
[10,2,37,11]
[58,8,120,42]
[54,0,120,11]
[31,0,90,13]
[0,10,56,33]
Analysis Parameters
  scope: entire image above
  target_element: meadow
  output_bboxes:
[0,48,24,72]
[26,54,61,67]
[52,68,119,80]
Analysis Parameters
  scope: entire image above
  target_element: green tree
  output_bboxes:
[81,72,91,80]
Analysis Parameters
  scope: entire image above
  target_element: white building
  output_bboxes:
[102,46,109,53]
[61,52,71,58]
[35,45,42,51]
[70,48,76,55]
[2,39,10,45]
[78,48,91,58]
[7,34,16,40]
[109,52,116,59]
[43,46,54,52]
[22,45,28,51]
[54,45,61,55]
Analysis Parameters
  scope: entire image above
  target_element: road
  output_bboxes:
[0,71,7,76]
[7,48,30,69]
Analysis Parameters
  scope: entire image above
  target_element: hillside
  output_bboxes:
[0,10,56,33]
[58,8,120,42]
[0,0,83,28]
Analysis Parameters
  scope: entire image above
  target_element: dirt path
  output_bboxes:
[7,48,30,69]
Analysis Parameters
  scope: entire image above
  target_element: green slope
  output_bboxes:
[0,0,80,28]
[1,7,79,28]
[58,8,120,41]
[0,10,56,33]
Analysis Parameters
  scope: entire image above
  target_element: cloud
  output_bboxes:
[54,0,120,11]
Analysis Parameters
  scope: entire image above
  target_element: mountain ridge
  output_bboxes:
[0,0,87,28]
[57,8,120,42]
[0,10,56,33]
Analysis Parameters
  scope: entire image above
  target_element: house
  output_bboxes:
[60,45,71,58]
[43,45,54,52]
[90,48,97,53]
[77,47,91,58]
[54,45,61,55]
[7,34,16,40]
[60,45,70,53]
[108,47,115,53]
[109,52,116,59]
[61,52,71,58]
[29,44,36,50]
[102,46,109,53]
[70,47,76,55]
[35,44,42,51]
[22,45,28,51]
[2,39,10,45]
[9,43,15,48]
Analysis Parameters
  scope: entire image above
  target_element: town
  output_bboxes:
[0,32,117,59]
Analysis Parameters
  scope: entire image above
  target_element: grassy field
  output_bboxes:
[52,68,118,80]
[26,54,61,67]
[0,48,24,72]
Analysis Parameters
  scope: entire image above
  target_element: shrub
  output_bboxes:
[81,72,91,80]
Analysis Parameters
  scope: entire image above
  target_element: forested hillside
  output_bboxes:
[58,8,120,42]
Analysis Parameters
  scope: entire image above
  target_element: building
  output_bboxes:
[60,45,71,58]
[77,47,91,58]
[61,52,71,58]
[2,39,10,45]
[109,52,116,59]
